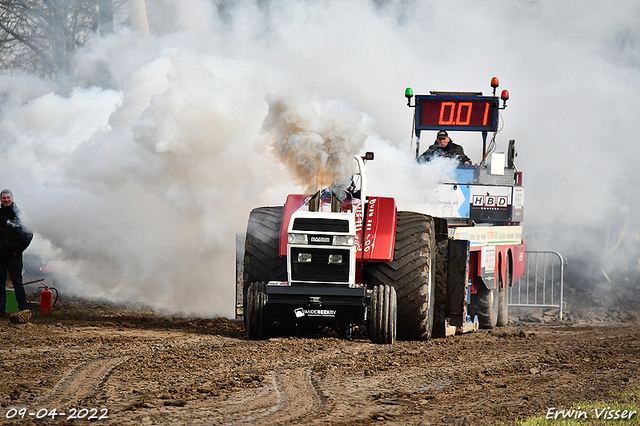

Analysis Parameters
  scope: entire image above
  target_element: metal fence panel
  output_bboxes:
[508,251,566,320]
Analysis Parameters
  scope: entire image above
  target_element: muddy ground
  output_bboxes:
[1,287,639,426]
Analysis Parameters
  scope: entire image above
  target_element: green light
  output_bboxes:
[405,87,413,98]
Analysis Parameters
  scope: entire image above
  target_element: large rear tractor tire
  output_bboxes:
[245,281,268,340]
[243,207,286,334]
[242,206,287,339]
[368,285,397,344]
[243,206,287,290]
[364,211,436,340]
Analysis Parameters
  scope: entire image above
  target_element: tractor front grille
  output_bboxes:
[290,247,350,283]
[292,218,349,233]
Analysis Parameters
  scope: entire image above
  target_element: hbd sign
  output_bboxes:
[468,186,513,221]
[472,194,509,208]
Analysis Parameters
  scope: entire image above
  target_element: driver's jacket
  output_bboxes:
[417,140,471,165]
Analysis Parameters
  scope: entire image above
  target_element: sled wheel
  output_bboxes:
[497,255,511,327]
[471,285,499,329]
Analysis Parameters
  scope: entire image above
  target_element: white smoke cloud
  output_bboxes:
[0,30,300,317]
[1,0,639,317]
[363,136,459,211]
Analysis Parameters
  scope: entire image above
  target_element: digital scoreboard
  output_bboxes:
[414,95,499,133]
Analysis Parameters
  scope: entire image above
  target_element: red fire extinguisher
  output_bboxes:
[40,284,58,314]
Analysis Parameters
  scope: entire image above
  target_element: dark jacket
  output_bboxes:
[417,140,471,165]
[0,204,33,257]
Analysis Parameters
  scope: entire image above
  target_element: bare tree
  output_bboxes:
[0,0,114,78]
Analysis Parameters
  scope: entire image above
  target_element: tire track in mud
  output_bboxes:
[115,363,326,426]
[37,356,129,407]
[217,364,326,425]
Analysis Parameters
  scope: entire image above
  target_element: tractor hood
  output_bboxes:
[279,191,397,262]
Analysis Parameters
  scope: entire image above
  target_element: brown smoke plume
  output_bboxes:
[263,89,372,191]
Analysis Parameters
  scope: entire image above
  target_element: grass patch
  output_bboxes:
[518,388,640,425]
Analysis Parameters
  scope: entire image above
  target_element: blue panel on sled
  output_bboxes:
[458,185,470,218]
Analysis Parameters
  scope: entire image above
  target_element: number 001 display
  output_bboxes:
[417,97,498,131]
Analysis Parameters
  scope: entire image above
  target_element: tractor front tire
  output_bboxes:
[245,281,268,340]
[368,285,397,344]
[364,211,436,340]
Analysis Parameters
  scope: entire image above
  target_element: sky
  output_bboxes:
[0,0,639,317]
